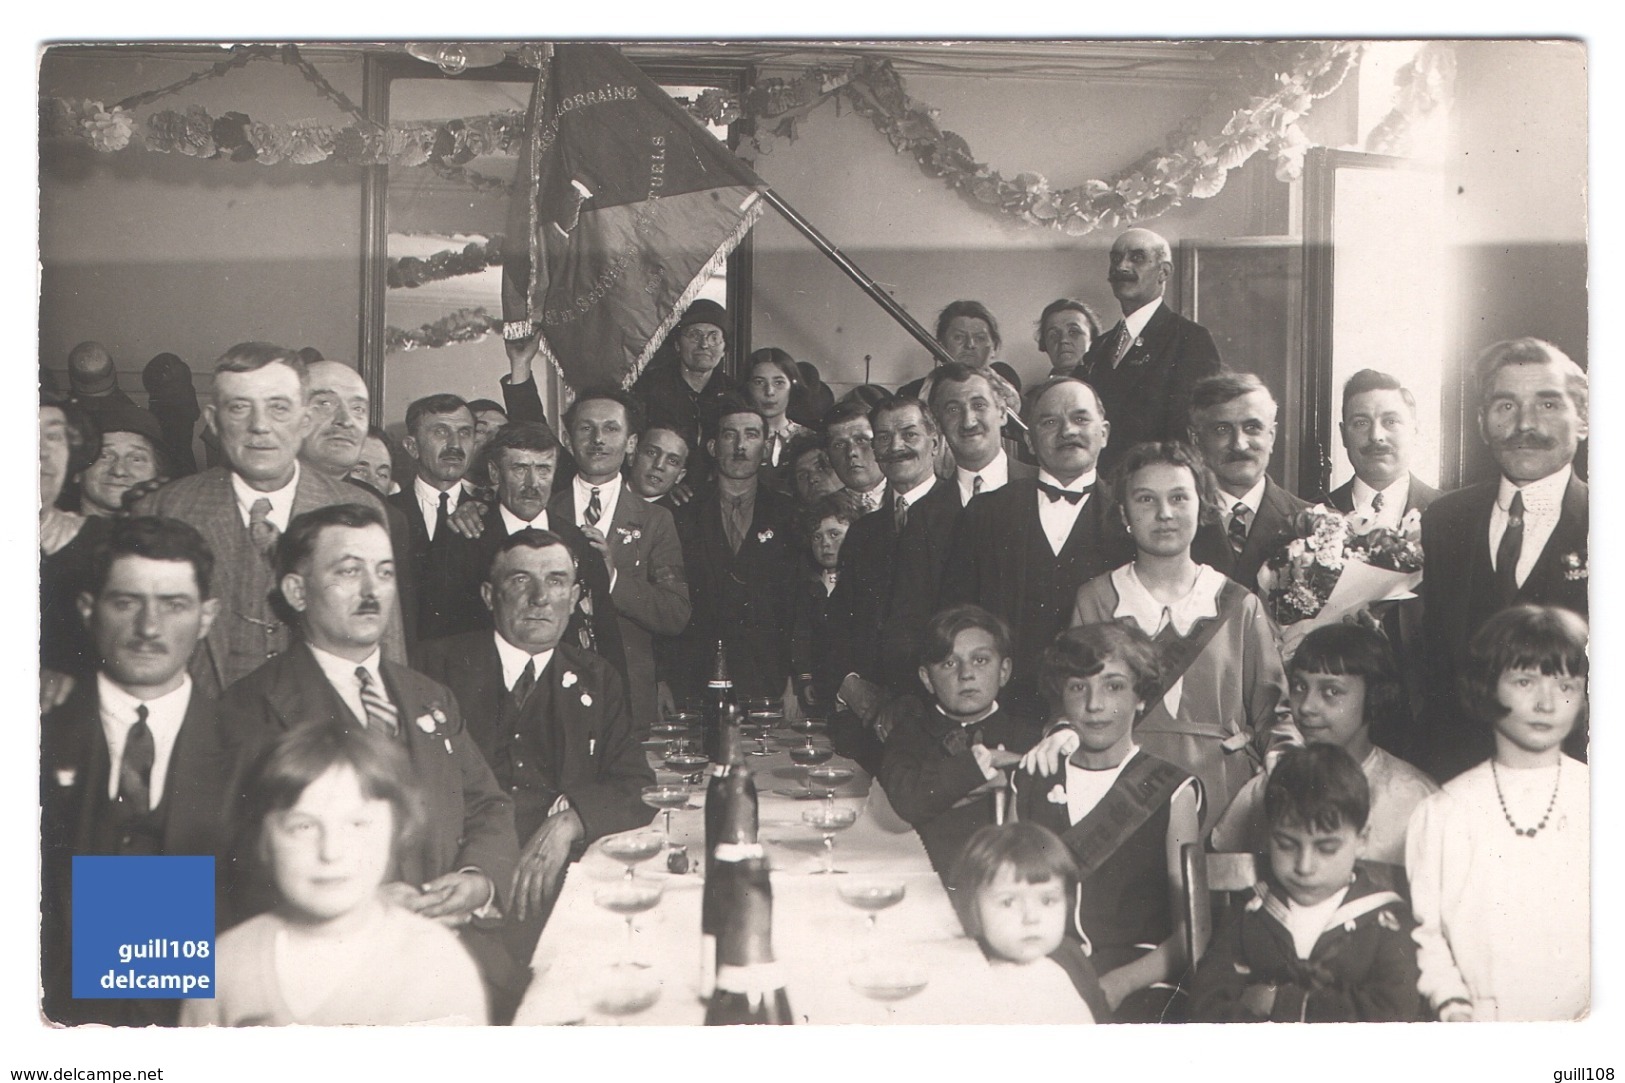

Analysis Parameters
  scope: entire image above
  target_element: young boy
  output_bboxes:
[1190,744,1421,1022]
[876,604,1039,876]
[1211,624,1438,865]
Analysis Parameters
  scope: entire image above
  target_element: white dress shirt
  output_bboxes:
[893,475,936,522]
[413,474,466,541]
[956,448,1012,505]
[1220,476,1269,538]
[493,633,554,694]
[307,643,386,729]
[1350,475,1410,531]
[1107,296,1163,368]
[97,674,192,803]
[1489,465,1571,588]
[1036,469,1096,555]
[1281,887,1352,960]
[571,476,623,531]
[1109,563,1225,718]
[230,464,299,531]
[499,504,548,535]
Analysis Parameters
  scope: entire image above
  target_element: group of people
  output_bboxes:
[39,225,1589,1027]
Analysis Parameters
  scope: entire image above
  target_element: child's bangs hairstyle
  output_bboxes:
[239,723,426,869]
[1039,621,1161,714]
[1462,605,1589,727]
[1289,623,1403,724]
[948,822,1079,939]
[1264,744,1371,834]
[918,603,1013,668]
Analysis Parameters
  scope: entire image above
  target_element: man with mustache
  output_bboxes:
[1072,227,1222,475]
[820,398,960,767]
[823,399,888,513]
[1188,372,1309,596]
[388,394,488,643]
[630,299,738,486]
[221,503,522,1014]
[42,517,237,1026]
[1419,338,1589,779]
[673,397,798,703]
[139,343,405,697]
[927,362,1037,504]
[1327,369,1440,524]
[940,376,1133,715]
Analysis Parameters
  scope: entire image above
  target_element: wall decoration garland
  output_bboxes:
[384,307,502,353]
[1365,43,1457,156]
[387,237,505,289]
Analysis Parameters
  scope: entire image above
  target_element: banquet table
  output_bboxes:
[513,732,1004,1026]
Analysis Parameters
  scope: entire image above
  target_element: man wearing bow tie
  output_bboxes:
[419,530,655,960]
[42,517,238,1026]
[941,376,1132,715]
[1071,227,1222,475]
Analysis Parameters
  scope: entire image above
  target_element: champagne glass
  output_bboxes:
[849,961,929,1009]
[787,717,828,741]
[838,880,907,949]
[588,966,662,1018]
[802,805,858,874]
[601,830,665,881]
[807,763,855,807]
[789,744,834,794]
[593,880,665,969]
[664,750,708,785]
[641,783,689,846]
[741,714,774,757]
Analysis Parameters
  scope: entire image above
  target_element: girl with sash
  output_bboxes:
[1068,442,1296,832]
[1013,621,1200,1023]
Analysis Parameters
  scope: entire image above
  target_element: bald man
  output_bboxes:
[1072,228,1221,473]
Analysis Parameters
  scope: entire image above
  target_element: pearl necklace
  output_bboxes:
[1491,758,1562,838]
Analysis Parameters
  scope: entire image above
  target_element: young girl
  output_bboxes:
[1406,605,1589,1022]
[1066,442,1296,833]
[1211,623,1438,865]
[746,348,809,490]
[948,821,1104,1023]
[183,724,488,1026]
[1013,621,1201,1022]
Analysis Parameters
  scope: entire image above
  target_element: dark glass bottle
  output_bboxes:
[703,640,737,765]
[704,845,793,1025]
[700,727,756,1000]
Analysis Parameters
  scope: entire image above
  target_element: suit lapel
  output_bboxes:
[1521,476,1588,596]
[162,693,228,854]
[1125,303,1176,366]
[1239,480,1293,576]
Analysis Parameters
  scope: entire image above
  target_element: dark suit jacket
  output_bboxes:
[822,477,964,701]
[674,483,799,700]
[138,466,406,698]
[219,642,519,911]
[550,482,690,731]
[1192,477,1312,596]
[1072,302,1222,473]
[1419,474,1589,778]
[40,680,239,1025]
[940,480,1132,714]
[1325,473,1441,516]
[418,635,655,845]
[347,475,419,649]
[387,485,494,644]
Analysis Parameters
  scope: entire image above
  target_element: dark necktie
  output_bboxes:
[119,705,154,814]
[1228,502,1251,554]
[894,495,909,533]
[512,658,538,709]
[1037,480,1092,505]
[972,475,984,497]
[585,487,603,528]
[724,495,748,553]
[1370,490,1386,514]
[434,491,450,542]
[248,497,279,559]
[355,666,400,736]
[1496,490,1525,600]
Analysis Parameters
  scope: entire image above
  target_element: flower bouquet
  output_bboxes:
[1257,504,1425,655]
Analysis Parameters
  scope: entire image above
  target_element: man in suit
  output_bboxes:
[418,529,656,960]
[824,399,888,513]
[674,397,799,704]
[630,299,739,485]
[1188,372,1310,595]
[941,376,1133,715]
[1420,338,1589,779]
[553,387,690,733]
[1327,368,1441,522]
[138,342,405,698]
[387,393,488,643]
[299,360,419,649]
[927,362,1038,505]
[1073,227,1222,475]
[220,504,521,1002]
[41,517,238,1026]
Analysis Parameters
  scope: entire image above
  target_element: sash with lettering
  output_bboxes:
[502,43,767,390]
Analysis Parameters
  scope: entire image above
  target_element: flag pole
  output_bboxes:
[758,187,956,369]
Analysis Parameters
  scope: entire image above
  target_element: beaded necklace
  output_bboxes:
[1491,758,1562,838]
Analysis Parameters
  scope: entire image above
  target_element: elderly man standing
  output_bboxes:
[419,529,656,959]
[1073,228,1222,474]
[941,376,1132,714]
[1187,372,1309,596]
[1420,338,1589,779]
[631,299,738,482]
[137,343,404,697]
[927,362,1037,505]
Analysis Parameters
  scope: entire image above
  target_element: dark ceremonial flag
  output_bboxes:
[502,43,766,390]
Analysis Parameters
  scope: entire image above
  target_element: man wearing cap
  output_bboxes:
[630,299,738,483]
[76,403,168,518]
[66,341,137,420]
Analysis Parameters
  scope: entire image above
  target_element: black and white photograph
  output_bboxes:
[14,19,1614,1080]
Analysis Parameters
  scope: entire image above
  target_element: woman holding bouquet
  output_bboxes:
[1025,442,1298,832]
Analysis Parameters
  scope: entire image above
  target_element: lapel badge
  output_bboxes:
[562,671,578,688]
[757,528,775,544]
[1563,552,1587,581]
[616,526,641,544]
[1377,909,1401,932]
[55,767,77,788]
[1046,784,1067,805]
[580,692,594,707]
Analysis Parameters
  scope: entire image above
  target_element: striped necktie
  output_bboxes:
[248,498,279,559]
[585,486,603,528]
[1228,502,1251,554]
[355,666,399,736]
[1111,322,1133,367]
